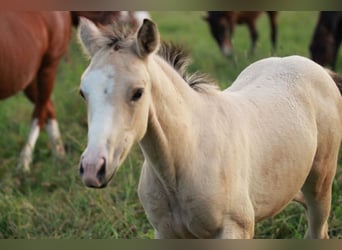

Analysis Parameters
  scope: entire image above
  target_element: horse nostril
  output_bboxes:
[96,158,106,181]
[80,162,84,176]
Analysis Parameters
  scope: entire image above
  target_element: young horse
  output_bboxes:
[310,11,342,70]
[204,11,278,56]
[78,19,342,238]
[0,11,72,171]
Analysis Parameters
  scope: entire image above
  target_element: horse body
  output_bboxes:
[138,55,341,238]
[205,11,278,56]
[0,11,72,170]
[310,11,342,70]
[78,19,342,238]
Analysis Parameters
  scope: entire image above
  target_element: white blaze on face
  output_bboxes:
[81,66,116,152]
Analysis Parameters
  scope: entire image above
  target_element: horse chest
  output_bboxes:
[138,181,223,238]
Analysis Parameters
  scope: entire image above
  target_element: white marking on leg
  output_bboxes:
[46,118,65,158]
[18,118,40,172]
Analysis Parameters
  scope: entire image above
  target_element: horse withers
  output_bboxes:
[204,11,278,56]
[0,11,72,171]
[310,11,342,70]
[78,18,342,238]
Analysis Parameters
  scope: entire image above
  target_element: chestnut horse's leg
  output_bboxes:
[18,80,40,171]
[18,61,65,171]
[18,119,40,172]
[266,11,278,54]
[35,60,65,160]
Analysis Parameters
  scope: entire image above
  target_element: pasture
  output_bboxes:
[0,11,341,239]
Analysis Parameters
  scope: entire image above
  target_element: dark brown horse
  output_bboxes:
[310,11,342,70]
[204,11,278,56]
[0,11,72,171]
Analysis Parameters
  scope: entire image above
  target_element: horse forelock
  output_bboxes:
[98,23,135,51]
[98,26,218,93]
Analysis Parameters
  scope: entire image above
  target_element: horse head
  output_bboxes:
[78,18,159,188]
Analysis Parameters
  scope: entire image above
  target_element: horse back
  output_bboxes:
[226,55,342,157]
[228,56,340,98]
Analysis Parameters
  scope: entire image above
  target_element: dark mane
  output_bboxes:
[157,42,219,92]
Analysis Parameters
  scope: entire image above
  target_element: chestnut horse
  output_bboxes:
[78,19,341,238]
[204,11,278,56]
[310,11,342,70]
[0,11,72,171]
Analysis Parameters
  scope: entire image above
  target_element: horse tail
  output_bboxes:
[326,68,342,95]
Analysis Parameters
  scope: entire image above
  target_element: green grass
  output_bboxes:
[0,11,341,239]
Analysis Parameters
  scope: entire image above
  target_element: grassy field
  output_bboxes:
[0,11,341,239]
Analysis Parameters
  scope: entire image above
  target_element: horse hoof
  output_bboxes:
[55,144,66,158]
[17,160,31,173]
[17,149,32,172]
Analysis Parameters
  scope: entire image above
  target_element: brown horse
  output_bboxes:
[204,11,278,56]
[0,11,72,171]
[310,11,342,70]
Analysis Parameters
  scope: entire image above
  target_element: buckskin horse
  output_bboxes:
[77,18,341,238]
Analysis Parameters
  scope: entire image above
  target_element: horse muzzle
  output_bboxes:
[79,155,110,188]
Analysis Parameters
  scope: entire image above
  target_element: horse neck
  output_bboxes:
[139,55,202,185]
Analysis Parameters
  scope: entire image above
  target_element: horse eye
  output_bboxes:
[131,88,144,102]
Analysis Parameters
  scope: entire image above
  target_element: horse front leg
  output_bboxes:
[219,200,255,239]
[220,213,255,239]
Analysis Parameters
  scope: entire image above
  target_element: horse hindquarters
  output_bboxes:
[19,67,66,170]
[300,73,342,239]
[18,12,70,171]
[301,131,340,239]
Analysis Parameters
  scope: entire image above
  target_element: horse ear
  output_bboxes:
[78,17,109,57]
[135,19,159,58]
